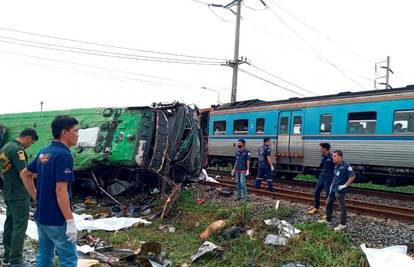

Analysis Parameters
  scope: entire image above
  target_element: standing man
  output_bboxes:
[231,139,250,201]
[254,138,275,192]
[20,116,79,266]
[0,129,38,267]
[319,150,356,231]
[308,143,334,215]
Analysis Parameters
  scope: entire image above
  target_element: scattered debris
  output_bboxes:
[91,171,121,205]
[360,243,414,267]
[199,169,219,183]
[246,229,256,240]
[158,224,176,233]
[138,242,162,257]
[220,226,246,240]
[217,187,233,197]
[77,259,100,267]
[90,250,119,264]
[199,219,226,239]
[281,262,314,267]
[161,183,183,221]
[196,199,205,205]
[264,219,301,238]
[83,196,98,206]
[264,234,288,246]
[191,241,224,262]
[110,206,123,217]
[275,200,281,209]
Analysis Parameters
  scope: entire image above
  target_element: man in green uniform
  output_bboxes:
[0,128,38,266]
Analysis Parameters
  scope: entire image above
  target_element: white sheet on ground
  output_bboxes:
[74,213,151,231]
[199,169,219,183]
[0,214,38,240]
[360,244,414,267]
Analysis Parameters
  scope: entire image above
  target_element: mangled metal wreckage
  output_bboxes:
[0,102,203,195]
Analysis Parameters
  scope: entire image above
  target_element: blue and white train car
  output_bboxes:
[205,85,414,185]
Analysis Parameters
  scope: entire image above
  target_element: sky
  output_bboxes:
[0,0,413,114]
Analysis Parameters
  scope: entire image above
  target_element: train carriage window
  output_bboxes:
[293,116,302,134]
[393,110,414,133]
[256,118,265,134]
[279,117,289,134]
[320,114,332,134]
[233,119,248,134]
[213,121,226,134]
[348,112,377,134]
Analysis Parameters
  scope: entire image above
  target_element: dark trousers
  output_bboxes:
[254,168,274,191]
[326,191,347,225]
[314,178,332,209]
[3,198,30,264]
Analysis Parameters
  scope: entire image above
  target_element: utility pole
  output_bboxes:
[40,101,44,111]
[374,56,393,89]
[230,0,242,103]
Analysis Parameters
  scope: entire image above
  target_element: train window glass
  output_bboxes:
[293,116,302,134]
[256,118,265,134]
[320,114,332,134]
[393,110,414,133]
[348,112,377,134]
[279,117,289,134]
[234,119,248,134]
[213,121,226,134]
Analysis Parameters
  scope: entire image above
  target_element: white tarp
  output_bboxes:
[360,244,414,267]
[264,219,301,238]
[76,127,100,148]
[199,169,219,183]
[0,214,38,240]
[74,213,151,231]
[1,212,151,248]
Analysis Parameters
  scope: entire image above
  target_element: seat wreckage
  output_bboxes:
[0,102,203,198]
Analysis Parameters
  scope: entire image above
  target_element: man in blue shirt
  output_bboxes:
[319,150,356,231]
[231,139,250,201]
[20,116,79,266]
[254,138,275,191]
[308,143,334,215]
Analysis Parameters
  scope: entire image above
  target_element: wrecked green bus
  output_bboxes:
[0,102,203,194]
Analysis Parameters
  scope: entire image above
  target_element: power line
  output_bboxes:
[268,0,375,64]
[239,68,307,97]
[0,26,226,61]
[0,56,229,93]
[249,64,316,95]
[265,6,365,88]
[0,38,225,66]
[0,35,224,64]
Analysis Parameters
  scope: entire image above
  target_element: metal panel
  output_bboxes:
[303,139,414,168]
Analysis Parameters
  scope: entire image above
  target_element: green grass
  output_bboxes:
[295,174,414,194]
[90,189,368,267]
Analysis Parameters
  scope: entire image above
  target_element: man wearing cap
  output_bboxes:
[231,139,250,201]
[0,128,38,267]
[308,142,334,215]
[319,150,356,231]
[254,138,275,192]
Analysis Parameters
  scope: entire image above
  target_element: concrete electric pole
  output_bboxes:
[230,0,242,103]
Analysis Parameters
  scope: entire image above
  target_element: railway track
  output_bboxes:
[201,178,414,223]
[206,169,414,202]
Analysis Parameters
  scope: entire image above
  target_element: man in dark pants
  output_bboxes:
[254,138,275,191]
[308,143,334,215]
[21,116,79,266]
[319,150,356,231]
[231,139,250,201]
[0,128,38,266]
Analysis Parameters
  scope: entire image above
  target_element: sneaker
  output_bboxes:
[321,215,327,220]
[318,219,329,223]
[308,208,320,215]
[334,224,347,231]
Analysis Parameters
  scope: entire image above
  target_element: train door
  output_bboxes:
[276,110,304,165]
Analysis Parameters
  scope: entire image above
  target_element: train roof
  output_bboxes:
[213,85,414,111]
